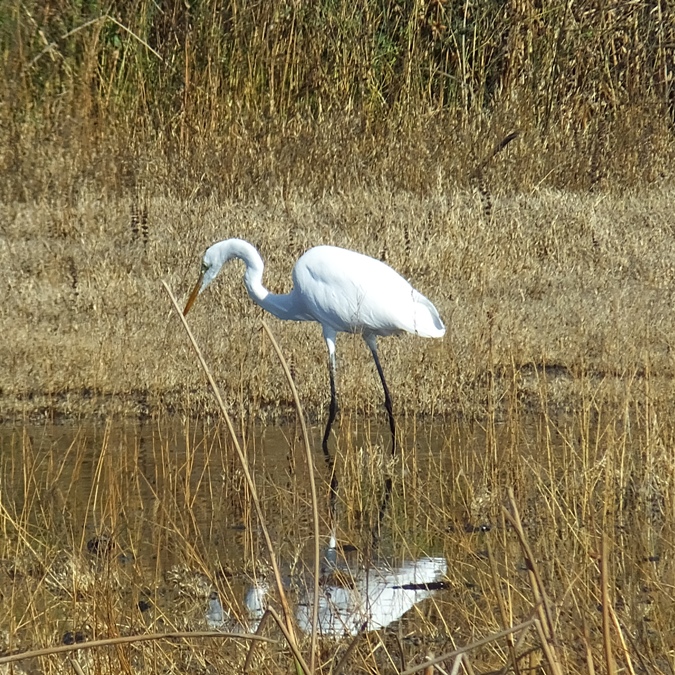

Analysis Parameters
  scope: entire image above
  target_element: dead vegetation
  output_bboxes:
[3,185,675,423]
[2,1,675,672]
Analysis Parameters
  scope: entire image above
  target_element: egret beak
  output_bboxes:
[183,272,204,316]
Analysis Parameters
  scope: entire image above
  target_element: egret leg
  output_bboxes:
[322,335,339,521]
[366,337,397,545]
[368,344,396,459]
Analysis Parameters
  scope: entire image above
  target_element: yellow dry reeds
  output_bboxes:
[0,630,276,667]
[1,4,675,671]
[0,1,673,221]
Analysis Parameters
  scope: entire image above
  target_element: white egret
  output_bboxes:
[184,238,445,520]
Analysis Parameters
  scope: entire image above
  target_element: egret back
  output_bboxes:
[292,246,445,339]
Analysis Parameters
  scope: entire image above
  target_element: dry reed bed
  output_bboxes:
[3,0,674,186]
[3,186,675,421]
[1,185,674,671]
[0,378,673,673]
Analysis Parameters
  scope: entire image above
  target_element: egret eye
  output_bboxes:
[201,262,209,274]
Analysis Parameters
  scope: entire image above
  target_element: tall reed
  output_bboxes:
[1,0,673,200]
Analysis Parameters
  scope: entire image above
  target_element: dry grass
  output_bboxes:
[3,185,675,423]
[2,1,675,205]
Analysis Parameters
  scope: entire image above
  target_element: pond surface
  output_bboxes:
[0,416,466,560]
[0,409,670,663]
[0,415,501,635]
[0,414,523,547]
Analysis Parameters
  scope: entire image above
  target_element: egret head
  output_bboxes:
[183,247,221,316]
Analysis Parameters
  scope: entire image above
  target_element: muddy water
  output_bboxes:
[0,417,471,634]
[0,420,323,561]
[0,412,671,649]
[0,416,506,566]
[0,414,565,563]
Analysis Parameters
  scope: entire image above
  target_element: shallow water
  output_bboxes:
[0,416,464,639]
[0,410,671,658]
[0,411,589,564]
[0,417,456,561]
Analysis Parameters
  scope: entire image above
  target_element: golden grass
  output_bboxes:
[3,185,675,422]
[3,0,674,174]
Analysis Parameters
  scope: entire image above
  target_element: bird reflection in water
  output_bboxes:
[207,539,447,637]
